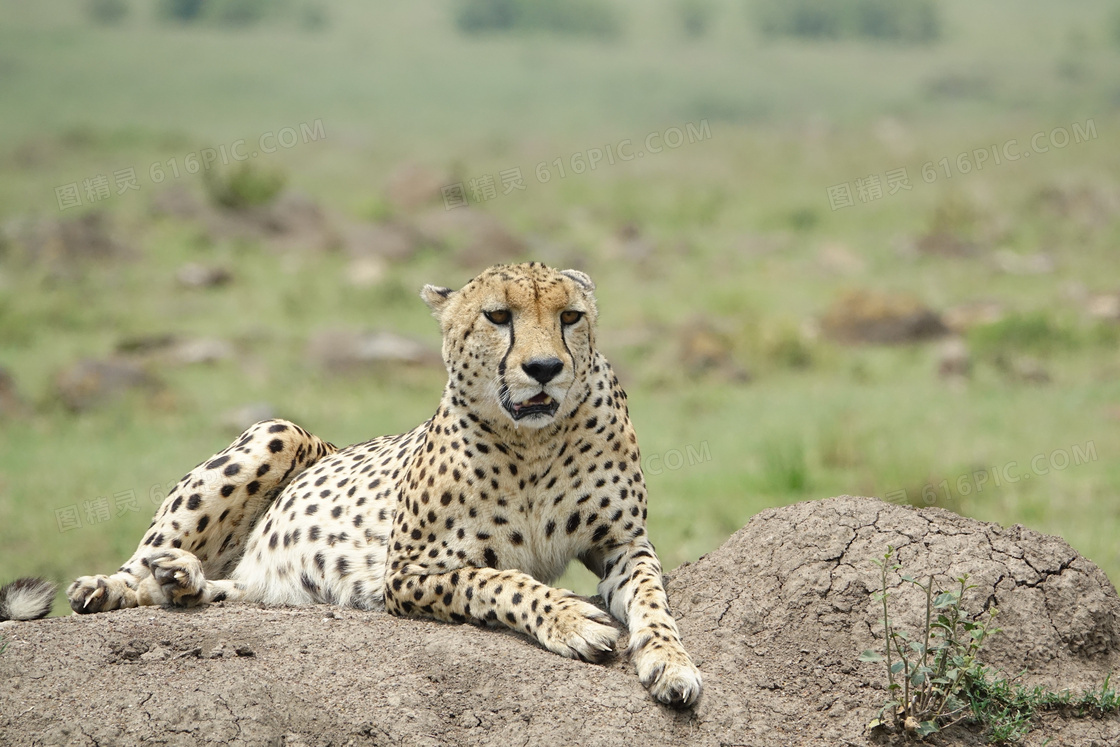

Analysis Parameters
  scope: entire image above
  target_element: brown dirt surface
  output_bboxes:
[2,496,1118,746]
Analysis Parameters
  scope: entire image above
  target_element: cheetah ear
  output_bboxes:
[561,269,595,292]
[421,284,454,315]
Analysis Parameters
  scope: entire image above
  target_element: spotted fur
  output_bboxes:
[66,262,702,706]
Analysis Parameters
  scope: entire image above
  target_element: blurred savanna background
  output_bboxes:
[0,0,1118,614]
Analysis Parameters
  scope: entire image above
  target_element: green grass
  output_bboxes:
[1,0,1119,610]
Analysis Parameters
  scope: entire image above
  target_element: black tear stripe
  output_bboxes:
[497,304,516,385]
[560,323,574,370]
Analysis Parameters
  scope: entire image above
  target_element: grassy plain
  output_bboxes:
[0,0,1118,610]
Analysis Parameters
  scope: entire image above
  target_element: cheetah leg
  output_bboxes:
[384,567,620,662]
[592,538,703,707]
[67,419,337,614]
[135,549,248,607]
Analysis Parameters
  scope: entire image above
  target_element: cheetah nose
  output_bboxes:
[522,357,564,385]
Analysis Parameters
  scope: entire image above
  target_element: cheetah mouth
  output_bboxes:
[506,392,559,420]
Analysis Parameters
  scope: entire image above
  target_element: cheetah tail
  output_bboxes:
[0,578,57,621]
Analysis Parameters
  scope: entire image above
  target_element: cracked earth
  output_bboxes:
[2,496,1118,746]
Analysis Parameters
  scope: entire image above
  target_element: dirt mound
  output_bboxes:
[822,290,949,344]
[2,497,1118,746]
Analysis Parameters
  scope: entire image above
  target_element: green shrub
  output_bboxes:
[207,0,270,27]
[676,0,715,39]
[203,163,286,210]
[455,0,622,39]
[158,0,205,22]
[157,0,270,27]
[86,0,130,25]
[761,439,811,493]
[752,0,941,43]
[298,2,329,31]
[967,312,1080,358]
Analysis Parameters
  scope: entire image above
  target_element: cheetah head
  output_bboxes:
[421,262,598,430]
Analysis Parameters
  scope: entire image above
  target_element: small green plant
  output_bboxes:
[676,0,715,39]
[158,0,205,22]
[861,547,1120,742]
[967,312,1081,359]
[752,0,941,44]
[86,0,130,25]
[454,0,622,39]
[861,548,995,737]
[760,439,811,493]
[203,162,286,210]
[157,0,271,27]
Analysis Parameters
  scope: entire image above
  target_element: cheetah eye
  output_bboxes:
[560,310,583,325]
[484,309,512,325]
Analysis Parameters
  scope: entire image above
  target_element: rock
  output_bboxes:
[53,358,160,412]
[114,335,235,366]
[0,365,28,418]
[115,334,178,355]
[1034,182,1120,230]
[307,329,442,373]
[816,242,865,276]
[2,497,1117,746]
[385,163,454,212]
[1086,293,1120,322]
[936,336,971,378]
[609,223,657,268]
[202,190,339,253]
[1,211,131,267]
[345,257,389,288]
[262,191,338,252]
[676,317,750,382]
[942,299,1005,333]
[412,208,526,267]
[165,337,235,366]
[913,230,976,257]
[993,249,1055,275]
[997,355,1052,384]
[176,263,233,289]
[150,184,205,221]
[821,290,948,345]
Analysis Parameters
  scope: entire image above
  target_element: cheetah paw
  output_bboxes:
[630,637,703,707]
[538,597,620,663]
[141,549,206,607]
[67,575,136,614]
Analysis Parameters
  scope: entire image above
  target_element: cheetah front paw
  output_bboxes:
[629,633,703,707]
[536,596,620,663]
[139,549,206,607]
[67,575,137,614]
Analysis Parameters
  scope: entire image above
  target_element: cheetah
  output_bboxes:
[60,262,703,706]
